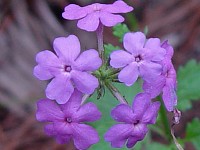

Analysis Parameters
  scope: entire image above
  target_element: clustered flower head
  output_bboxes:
[33,0,178,149]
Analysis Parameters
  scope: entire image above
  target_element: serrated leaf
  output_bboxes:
[113,23,130,42]
[185,118,200,149]
[104,44,121,58]
[177,59,200,111]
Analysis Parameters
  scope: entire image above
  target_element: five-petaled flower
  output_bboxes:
[143,41,177,111]
[104,93,160,148]
[110,32,166,86]
[34,35,102,104]
[36,90,102,150]
[62,0,133,31]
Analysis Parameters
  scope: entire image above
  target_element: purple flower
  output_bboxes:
[33,35,102,104]
[62,0,133,31]
[104,93,160,148]
[36,90,101,150]
[110,32,166,86]
[143,41,177,111]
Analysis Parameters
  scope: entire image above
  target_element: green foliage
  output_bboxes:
[177,60,200,111]
[104,44,121,58]
[113,24,130,42]
[185,118,200,149]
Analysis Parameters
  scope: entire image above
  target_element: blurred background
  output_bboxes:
[0,0,200,149]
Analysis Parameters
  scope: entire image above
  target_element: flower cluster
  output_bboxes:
[33,0,178,149]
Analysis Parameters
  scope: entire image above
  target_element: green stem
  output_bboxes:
[159,97,171,142]
[105,82,127,104]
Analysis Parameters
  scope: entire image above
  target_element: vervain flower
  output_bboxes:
[110,32,166,86]
[36,90,101,150]
[34,35,102,104]
[104,93,160,148]
[62,0,133,31]
[143,41,177,111]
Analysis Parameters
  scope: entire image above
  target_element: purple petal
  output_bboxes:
[44,124,56,136]
[111,104,134,123]
[74,49,102,71]
[123,32,146,54]
[53,35,80,63]
[77,12,100,31]
[110,50,133,68]
[72,123,99,150]
[73,102,101,122]
[161,40,174,59]
[145,38,166,61]
[143,75,166,98]
[102,0,133,13]
[53,122,73,135]
[162,79,177,112]
[132,124,148,138]
[139,61,162,83]
[118,62,139,86]
[56,135,71,144]
[100,12,124,27]
[132,93,151,119]
[62,4,88,20]
[71,71,99,94]
[142,101,160,124]
[105,124,133,148]
[126,137,138,148]
[45,75,74,104]
[60,89,82,115]
[33,65,53,80]
[36,99,64,122]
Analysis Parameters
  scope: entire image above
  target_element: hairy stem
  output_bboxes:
[96,22,105,64]
[105,82,128,104]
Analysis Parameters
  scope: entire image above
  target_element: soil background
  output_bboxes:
[0,0,200,150]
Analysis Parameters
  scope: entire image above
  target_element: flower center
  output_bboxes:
[64,65,72,72]
[65,117,72,123]
[135,55,142,62]
[133,120,140,125]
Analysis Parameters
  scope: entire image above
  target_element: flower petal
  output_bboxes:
[62,4,88,20]
[161,40,174,59]
[72,123,99,150]
[102,0,133,13]
[143,75,166,98]
[123,32,146,54]
[53,122,73,135]
[60,89,82,115]
[53,35,80,63]
[45,75,74,104]
[33,65,54,80]
[139,61,162,83]
[73,102,101,122]
[111,104,134,123]
[126,137,138,148]
[145,38,166,61]
[74,49,102,71]
[132,124,148,138]
[118,62,139,86]
[110,50,133,68]
[104,124,133,148]
[71,71,99,94]
[44,124,56,136]
[162,79,177,111]
[142,101,160,124]
[77,12,100,31]
[100,12,124,27]
[36,99,64,122]
[132,93,151,119]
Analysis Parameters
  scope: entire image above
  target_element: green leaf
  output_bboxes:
[104,44,120,58]
[113,23,130,42]
[88,81,142,150]
[185,118,200,149]
[177,59,200,111]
